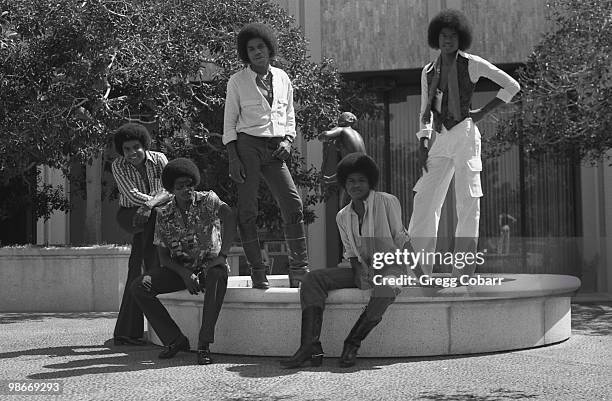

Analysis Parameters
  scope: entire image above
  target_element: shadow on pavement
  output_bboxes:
[571,302,612,336]
[222,351,527,378]
[0,340,211,379]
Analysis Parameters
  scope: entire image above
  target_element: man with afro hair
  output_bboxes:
[223,23,309,290]
[131,158,237,365]
[410,9,520,278]
[111,122,170,346]
[282,153,410,369]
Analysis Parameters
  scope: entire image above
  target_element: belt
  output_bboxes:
[237,132,284,142]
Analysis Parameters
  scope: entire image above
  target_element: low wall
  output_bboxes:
[0,246,130,312]
[150,274,581,357]
[0,246,244,312]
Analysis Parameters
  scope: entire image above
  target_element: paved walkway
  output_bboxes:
[0,303,610,401]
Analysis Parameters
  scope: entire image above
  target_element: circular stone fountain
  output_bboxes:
[147,273,580,357]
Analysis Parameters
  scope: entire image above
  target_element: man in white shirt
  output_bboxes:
[223,23,308,289]
[409,9,520,278]
[281,153,409,369]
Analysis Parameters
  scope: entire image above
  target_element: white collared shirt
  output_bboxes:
[336,191,409,263]
[223,65,296,145]
[417,50,521,139]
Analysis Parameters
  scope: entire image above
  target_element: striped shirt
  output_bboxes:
[111,150,168,208]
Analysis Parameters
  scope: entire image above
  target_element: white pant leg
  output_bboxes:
[408,148,455,275]
[451,121,483,276]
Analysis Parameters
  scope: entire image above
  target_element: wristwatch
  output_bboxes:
[283,135,294,144]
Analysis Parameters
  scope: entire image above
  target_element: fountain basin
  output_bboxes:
[146,273,580,357]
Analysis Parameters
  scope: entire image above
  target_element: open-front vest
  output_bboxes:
[426,54,475,132]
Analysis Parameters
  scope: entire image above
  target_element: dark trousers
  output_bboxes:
[114,210,159,338]
[236,133,303,225]
[300,268,397,320]
[131,265,228,347]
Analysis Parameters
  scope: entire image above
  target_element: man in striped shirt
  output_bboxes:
[111,123,170,345]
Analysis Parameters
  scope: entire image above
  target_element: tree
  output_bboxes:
[0,0,353,235]
[491,0,612,163]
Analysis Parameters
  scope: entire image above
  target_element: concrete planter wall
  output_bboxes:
[0,246,131,312]
[0,245,244,313]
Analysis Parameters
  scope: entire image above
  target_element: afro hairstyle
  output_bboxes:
[336,152,380,190]
[162,158,201,192]
[427,9,473,51]
[113,123,152,156]
[236,23,278,64]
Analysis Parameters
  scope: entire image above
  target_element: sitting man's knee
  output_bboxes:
[207,265,228,281]
[130,275,146,295]
[372,284,398,299]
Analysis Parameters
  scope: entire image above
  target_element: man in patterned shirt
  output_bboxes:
[131,158,237,365]
[111,123,170,346]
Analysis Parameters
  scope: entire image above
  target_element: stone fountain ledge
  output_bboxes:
[149,273,581,357]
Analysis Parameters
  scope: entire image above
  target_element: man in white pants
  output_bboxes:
[408,9,520,277]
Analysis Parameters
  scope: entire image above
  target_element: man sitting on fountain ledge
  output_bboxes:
[282,153,411,369]
[131,158,237,365]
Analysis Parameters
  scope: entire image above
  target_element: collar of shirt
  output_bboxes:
[144,150,162,165]
[168,191,206,211]
[118,150,161,167]
[247,65,274,81]
[425,50,467,74]
[348,190,375,237]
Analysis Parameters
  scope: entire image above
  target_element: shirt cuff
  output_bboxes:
[496,89,515,103]
[416,128,434,139]
[223,131,238,145]
[344,250,358,260]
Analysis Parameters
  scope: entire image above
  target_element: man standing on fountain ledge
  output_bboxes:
[409,9,520,278]
[223,23,309,289]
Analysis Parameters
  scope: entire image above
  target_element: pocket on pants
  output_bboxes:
[466,158,483,197]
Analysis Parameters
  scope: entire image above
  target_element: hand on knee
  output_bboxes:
[141,275,152,291]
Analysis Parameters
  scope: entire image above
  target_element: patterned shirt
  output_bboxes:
[154,191,225,272]
[111,151,168,207]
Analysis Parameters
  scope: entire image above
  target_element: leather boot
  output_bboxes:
[339,296,395,367]
[283,222,310,288]
[280,306,324,368]
[239,224,269,289]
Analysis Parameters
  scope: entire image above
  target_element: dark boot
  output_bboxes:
[239,223,269,289]
[250,267,269,290]
[284,222,310,288]
[280,306,324,368]
[339,296,395,368]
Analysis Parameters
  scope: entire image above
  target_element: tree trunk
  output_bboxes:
[84,155,103,244]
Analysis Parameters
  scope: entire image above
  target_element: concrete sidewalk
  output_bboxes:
[0,303,610,401]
